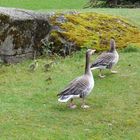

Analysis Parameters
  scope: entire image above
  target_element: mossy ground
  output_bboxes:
[50,12,140,51]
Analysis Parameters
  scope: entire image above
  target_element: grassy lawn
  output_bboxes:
[81,8,140,28]
[0,0,139,27]
[0,48,140,139]
[0,0,86,9]
[0,0,140,139]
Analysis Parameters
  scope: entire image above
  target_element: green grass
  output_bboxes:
[0,0,139,27]
[81,8,140,28]
[0,0,86,10]
[0,1,140,139]
[0,49,140,140]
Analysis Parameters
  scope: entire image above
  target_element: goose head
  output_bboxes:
[85,49,96,74]
[86,49,96,56]
[110,39,116,52]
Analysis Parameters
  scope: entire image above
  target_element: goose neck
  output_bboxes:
[110,47,116,53]
[85,53,91,75]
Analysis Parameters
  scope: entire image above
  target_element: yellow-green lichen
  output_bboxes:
[49,12,140,51]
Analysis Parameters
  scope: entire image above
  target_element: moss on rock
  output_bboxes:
[49,12,140,51]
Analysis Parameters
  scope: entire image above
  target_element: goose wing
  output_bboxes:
[57,75,90,97]
[91,52,115,68]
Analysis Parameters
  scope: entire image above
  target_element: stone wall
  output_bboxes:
[0,7,51,63]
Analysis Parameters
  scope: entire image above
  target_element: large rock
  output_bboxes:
[48,12,140,52]
[0,7,51,63]
[1,7,140,63]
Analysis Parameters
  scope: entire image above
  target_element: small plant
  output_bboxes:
[0,58,4,67]
[41,38,55,56]
[122,44,140,53]
[62,42,75,57]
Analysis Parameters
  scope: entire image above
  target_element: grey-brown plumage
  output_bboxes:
[44,61,54,71]
[90,39,119,78]
[29,60,38,71]
[57,49,95,109]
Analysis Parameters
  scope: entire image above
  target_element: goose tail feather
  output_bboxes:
[90,67,99,70]
[58,95,73,102]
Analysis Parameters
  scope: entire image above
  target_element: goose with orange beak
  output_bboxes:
[57,49,96,109]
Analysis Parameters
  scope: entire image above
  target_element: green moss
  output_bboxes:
[0,14,10,23]
[50,12,140,51]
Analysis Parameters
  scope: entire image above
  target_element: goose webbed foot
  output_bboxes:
[99,69,105,78]
[81,104,90,109]
[99,74,106,78]
[111,70,118,74]
[68,99,77,109]
[68,104,77,109]
[81,98,90,109]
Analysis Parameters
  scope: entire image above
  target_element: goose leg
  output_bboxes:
[111,70,118,74]
[81,98,90,109]
[68,99,77,109]
[99,69,105,78]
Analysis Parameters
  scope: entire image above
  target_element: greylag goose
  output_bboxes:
[44,61,54,71]
[29,60,38,71]
[57,49,96,109]
[90,39,119,78]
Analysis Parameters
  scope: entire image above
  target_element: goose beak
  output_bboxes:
[91,49,96,54]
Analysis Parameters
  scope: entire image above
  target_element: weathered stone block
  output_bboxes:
[0,7,51,63]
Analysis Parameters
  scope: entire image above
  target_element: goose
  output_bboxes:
[44,61,54,71]
[29,60,38,71]
[57,49,96,109]
[90,39,119,78]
